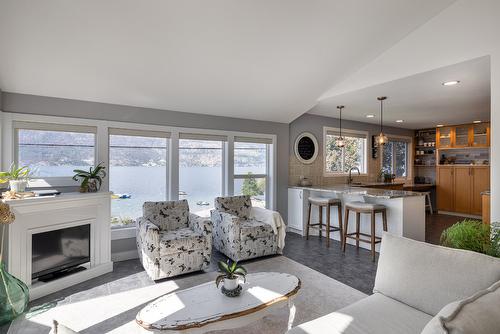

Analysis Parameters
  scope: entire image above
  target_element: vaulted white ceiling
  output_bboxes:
[309,56,491,129]
[0,0,455,122]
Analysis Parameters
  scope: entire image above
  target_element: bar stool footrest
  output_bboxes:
[345,232,382,244]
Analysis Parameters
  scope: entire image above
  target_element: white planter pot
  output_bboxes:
[223,277,239,291]
[9,180,27,192]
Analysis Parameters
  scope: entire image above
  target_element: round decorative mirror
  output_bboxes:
[294,132,319,164]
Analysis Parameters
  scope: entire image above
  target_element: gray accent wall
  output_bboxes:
[289,113,414,186]
[1,92,289,259]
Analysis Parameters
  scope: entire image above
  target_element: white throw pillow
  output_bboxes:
[50,320,80,334]
[421,280,500,334]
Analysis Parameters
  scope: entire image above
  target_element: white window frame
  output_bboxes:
[323,126,369,177]
[233,139,272,207]
[380,134,413,181]
[1,112,277,240]
[108,128,170,231]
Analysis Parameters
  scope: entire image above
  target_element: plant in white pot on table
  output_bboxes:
[215,260,247,297]
[0,164,32,193]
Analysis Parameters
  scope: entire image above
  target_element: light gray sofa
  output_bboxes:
[136,200,212,280]
[288,233,500,334]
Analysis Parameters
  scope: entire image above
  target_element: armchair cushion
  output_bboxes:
[214,195,252,220]
[143,200,189,231]
[159,228,206,255]
[240,219,275,241]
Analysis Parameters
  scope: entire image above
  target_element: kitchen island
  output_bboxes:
[288,185,425,252]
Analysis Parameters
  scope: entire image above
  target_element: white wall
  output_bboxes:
[321,0,500,222]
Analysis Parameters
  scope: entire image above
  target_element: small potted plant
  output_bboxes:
[72,163,106,193]
[0,164,32,192]
[215,260,247,297]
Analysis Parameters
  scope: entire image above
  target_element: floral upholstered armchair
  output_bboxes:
[211,195,286,262]
[136,199,212,280]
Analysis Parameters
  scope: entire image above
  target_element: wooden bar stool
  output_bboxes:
[423,191,433,214]
[306,197,343,248]
[342,201,387,261]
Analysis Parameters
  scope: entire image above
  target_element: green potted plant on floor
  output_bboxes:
[0,164,32,193]
[72,163,106,193]
[215,260,247,297]
[440,219,500,257]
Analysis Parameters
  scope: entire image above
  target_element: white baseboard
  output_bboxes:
[112,249,139,262]
[437,211,481,219]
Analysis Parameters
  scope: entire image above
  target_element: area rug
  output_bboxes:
[7,256,367,334]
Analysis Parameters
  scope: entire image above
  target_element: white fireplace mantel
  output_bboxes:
[1,192,113,300]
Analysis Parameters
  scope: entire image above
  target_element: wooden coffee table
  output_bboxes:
[136,272,301,333]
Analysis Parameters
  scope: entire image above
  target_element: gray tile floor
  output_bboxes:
[0,232,377,333]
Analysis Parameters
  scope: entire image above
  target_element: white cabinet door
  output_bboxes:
[288,189,304,234]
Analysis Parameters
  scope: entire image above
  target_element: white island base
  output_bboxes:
[288,186,426,252]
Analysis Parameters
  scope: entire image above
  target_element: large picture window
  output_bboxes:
[324,128,367,175]
[233,137,271,208]
[109,129,168,228]
[382,138,410,178]
[16,123,96,177]
[179,135,225,214]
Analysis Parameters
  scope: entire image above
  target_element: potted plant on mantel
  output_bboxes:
[215,260,247,297]
[0,164,33,193]
[72,163,106,193]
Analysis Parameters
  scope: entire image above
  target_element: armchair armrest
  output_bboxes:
[136,217,160,257]
[210,210,241,239]
[189,213,212,236]
[250,206,287,250]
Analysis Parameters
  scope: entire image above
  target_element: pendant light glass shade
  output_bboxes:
[377,97,388,146]
[336,105,345,148]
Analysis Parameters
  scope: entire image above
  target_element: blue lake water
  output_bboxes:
[33,165,263,224]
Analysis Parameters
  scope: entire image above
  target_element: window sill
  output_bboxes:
[111,226,137,240]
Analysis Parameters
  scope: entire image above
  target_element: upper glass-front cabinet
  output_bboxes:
[454,125,470,147]
[436,123,490,148]
[472,122,490,147]
[437,127,453,148]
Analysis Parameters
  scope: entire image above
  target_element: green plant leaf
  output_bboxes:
[233,267,247,276]
[218,260,230,273]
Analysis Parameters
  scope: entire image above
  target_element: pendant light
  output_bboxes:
[336,105,345,148]
[376,96,388,146]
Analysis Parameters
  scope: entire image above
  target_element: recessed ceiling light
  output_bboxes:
[366,114,375,118]
[473,120,482,124]
[436,124,444,127]
[442,80,460,86]
[396,120,404,123]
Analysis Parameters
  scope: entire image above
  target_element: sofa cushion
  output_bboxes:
[159,227,206,255]
[143,200,190,231]
[374,233,500,316]
[288,293,432,334]
[240,219,274,241]
[421,280,500,334]
[214,195,252,220]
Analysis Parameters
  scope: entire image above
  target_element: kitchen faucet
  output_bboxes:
[347,166,360,185]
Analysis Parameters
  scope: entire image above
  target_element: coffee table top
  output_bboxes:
[136,272,301,331]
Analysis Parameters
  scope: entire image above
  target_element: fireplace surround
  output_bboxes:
[0,192,113,300]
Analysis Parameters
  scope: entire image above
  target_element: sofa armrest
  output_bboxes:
[189,213,212,236]
[136,217,160,257]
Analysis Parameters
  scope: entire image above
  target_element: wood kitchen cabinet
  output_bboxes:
[436,123,490,149]
[436,166,490,215]
[471,167,490,215]
[437,166,455,211]
[454,167,472,214]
